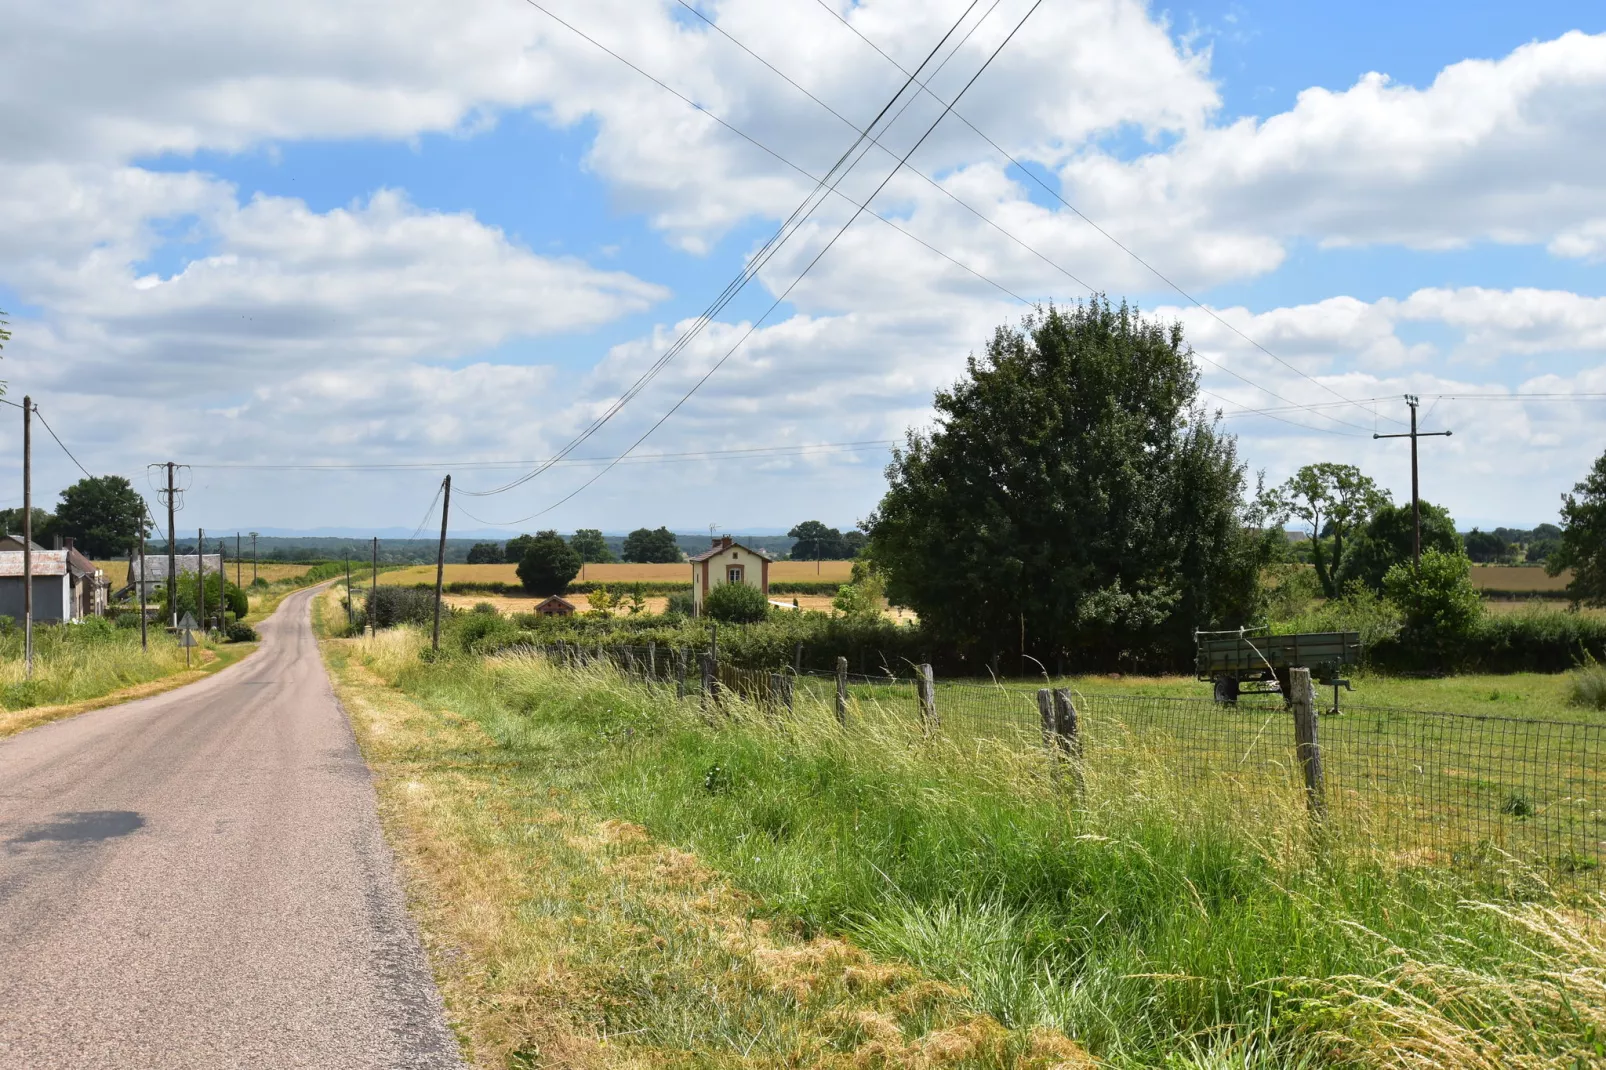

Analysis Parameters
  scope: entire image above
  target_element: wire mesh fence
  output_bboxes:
[531,642,1604,888]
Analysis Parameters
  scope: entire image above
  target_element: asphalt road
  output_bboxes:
[0,586,463,1069]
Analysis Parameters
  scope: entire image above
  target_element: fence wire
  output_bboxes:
[536,644,1604,888]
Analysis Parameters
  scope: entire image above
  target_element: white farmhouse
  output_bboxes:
[689,535,772,617]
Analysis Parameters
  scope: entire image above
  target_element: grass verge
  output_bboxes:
[327,606,1606,1068]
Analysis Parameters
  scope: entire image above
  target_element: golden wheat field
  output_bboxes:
[94,560,314,589]
[381,559,856,586]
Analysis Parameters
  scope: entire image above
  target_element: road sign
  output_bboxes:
[179,629,198,648]
[178,612,198,631]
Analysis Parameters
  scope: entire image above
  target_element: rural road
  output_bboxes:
[0,586,463,1069]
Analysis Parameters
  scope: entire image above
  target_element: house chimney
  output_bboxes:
[53,535,63,550]
[63,537,75,554]
[720,535,733,550]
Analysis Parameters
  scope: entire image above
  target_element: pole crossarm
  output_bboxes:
[1372,395,1453,570]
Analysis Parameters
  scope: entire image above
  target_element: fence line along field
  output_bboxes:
[379,560,857,586]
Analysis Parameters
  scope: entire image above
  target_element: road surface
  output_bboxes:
[0,586,462,1069]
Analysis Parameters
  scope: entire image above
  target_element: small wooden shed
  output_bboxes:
[533,595,576,617]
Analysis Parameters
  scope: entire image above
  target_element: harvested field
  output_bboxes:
[1473,565,1571,592]
[381,560,855,586]
[95,560,313,589]
[442,591,914,622]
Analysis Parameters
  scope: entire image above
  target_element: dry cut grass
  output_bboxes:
[95,559,313,589]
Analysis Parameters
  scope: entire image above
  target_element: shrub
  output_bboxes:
[665,590,695,617]
[471,602,499,615]
[1568,658,1606,710]
[224,621,259,643]
[703,581,770,624]
[516,532,581,596]
[1383,549,1482,660]
[457,611,518,653]
[227,586,248,619]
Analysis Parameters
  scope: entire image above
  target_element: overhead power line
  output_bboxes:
[462,0,1047,528]
[804,0,1380,429]
[470,0,990,501]
[652,0,1375,435]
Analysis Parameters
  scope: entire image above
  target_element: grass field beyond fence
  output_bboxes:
[344,624,1606,1068]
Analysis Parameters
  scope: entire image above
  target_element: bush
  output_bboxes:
[456,611,519,653]
[666,590,695,617]
[703,581,770,624]
[1569,659,1606,710]
[1383,549,1482,657]
[471,602,499,615]
[225,621,258,643]
[366,585,437,628]
[227,585,248,619]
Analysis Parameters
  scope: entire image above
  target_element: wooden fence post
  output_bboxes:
[675,647,687,699]
[648,641,657,682]
[916,663,938,734]
[1053,688,1084,793]
[702,652,716,702]
[835,656,848,726]
[1036,689,1055,749]
[793,642,804,675]
[1291,667,1325,819]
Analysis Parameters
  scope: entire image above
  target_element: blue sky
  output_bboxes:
[2,0,1604,534]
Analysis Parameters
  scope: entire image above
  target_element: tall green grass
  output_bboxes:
[0,617,199,710]
[367,636,1606,1069]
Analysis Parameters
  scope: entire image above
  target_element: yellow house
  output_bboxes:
[689,535,771,616]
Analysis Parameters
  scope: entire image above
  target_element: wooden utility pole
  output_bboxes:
[21,396,32,678]
[197,527,206,631]
[236,533,241,589]
[370,536,378,638]
[138,508,149,651]
[345,555,353,628]
[431,475,451,652]
[166,463,178,627]
[1373,395,1452,571]
[249,531,258,584]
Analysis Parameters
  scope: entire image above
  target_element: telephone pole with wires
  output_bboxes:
[432,476,451,652]
[22,396,33,677]
[1373,395,1452,570]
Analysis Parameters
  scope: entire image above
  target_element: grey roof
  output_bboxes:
[0,551,68,577]
[129,555,224,582]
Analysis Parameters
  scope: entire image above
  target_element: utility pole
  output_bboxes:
[1373,395,1453,570]
[138,511,148,651]
[370,536,378,638]
[432,476,451,652]
[166,462,178,627]
[197,527,206,631]
[21,396,32,678]
[345,555,353,629]
[236,532,241,589]
[250,531,258,584]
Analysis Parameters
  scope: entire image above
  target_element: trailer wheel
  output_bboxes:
[1213,676,1240,705]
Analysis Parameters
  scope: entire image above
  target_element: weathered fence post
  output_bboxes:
[1036,689,1055,749]
[702,651,717,702]
[916,663,938,735]
[793,642,804,675]
[675,647,687,699]
[1052,688,1084,792]
[834,656,849,726]
[648,641,657,682]
[1291,667,1325,819]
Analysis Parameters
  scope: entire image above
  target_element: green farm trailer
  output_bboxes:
[1195,627,1361,705]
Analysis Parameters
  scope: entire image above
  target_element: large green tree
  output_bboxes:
[466,541,503,564]
[516,531,581,596]
[0,506,57,546]
[54,475,148,557]
[868,300,1266,670]
[1262,463,1388,598]
[621,526,681,563]
[569,528,615,563]
[1548,449,1606,606]
[504,533,536,564]
[787,520,846,561]
[1337,499,1462,591]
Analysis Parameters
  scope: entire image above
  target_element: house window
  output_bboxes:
[727,565,744,585]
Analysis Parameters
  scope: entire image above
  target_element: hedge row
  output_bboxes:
[1369,610,1606,674]
[432,579,846,597]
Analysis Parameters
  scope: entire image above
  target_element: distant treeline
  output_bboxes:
[142,532,803,566]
